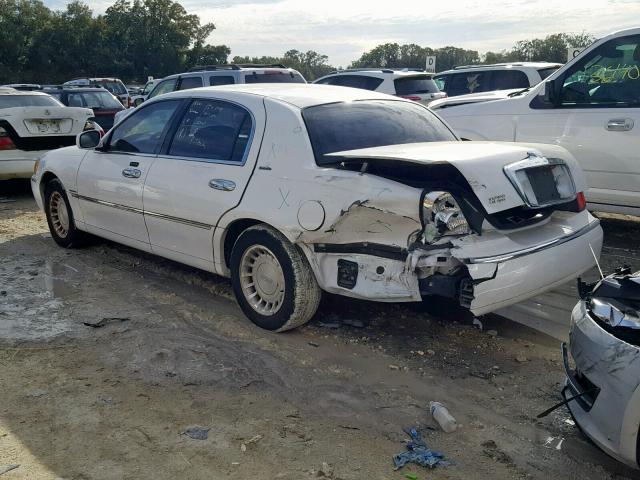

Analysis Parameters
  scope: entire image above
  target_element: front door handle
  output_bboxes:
[606,118,634,131]
[122,168,141,178]
[209,179,236,191]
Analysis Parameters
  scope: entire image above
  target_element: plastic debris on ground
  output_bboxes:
[184,426,210,440]
[83,317,130,328]
[393,427,451,470]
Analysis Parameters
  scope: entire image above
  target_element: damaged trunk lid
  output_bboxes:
[327,141,578,215]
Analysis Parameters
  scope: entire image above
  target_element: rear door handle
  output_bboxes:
[209,179,236,191]
[606,118,634,131]
[122,168,141,178]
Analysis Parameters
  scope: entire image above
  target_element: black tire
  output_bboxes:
[44,179,88,248]
[230,224,321,332]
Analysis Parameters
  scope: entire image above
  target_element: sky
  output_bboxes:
[44,0,640,66]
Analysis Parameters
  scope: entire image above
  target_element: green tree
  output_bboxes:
[232,50,334,81]
[510,33,596,63]
[0,0,52,82]
[349,43,479,71]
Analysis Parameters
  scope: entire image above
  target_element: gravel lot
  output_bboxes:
[2,179,640,480]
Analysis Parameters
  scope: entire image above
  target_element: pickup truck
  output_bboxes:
[435,27,640,216]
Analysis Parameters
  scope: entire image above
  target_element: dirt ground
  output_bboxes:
[2,179,640,480]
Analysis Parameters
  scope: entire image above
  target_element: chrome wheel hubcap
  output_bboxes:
[49,191,69,238]
[240,245,285,316]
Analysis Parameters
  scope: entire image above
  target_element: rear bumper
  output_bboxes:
[464,217,602,315]
[0,150,45,179]
[564,302,640,469]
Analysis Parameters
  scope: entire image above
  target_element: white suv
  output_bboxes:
[436,28,640,216]
[145,64,306,102]
[314,69,446,105]
[434,62,562,97]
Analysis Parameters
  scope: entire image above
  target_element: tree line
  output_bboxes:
[0,0,596,84]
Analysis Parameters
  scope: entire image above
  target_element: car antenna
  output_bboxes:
[589,243,604,279]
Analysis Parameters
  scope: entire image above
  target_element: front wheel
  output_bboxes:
[44,179,88,248]
[230,225,321,331]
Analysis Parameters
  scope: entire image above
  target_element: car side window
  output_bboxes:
[209,76,235,86]
[148,78,177,99]
[433,75,447,92]
[178,76,203,90]
[328,75,384,90]
[491,70,529,90]
[167,99,252,163]
[108,100,180,154]
[447,71,491,96]
[559,34,640,107]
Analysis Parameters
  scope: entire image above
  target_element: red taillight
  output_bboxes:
[576,191,586,211]
[0,129,15,150]
[128,98,133,108]
[398,95,422,101]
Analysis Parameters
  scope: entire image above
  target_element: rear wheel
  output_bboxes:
[44,179,88,248]
[230,225,321,331]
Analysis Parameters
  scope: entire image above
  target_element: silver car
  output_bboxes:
[564,267,640,469]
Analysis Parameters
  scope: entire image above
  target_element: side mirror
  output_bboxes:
[543,78,562,106]
[77,129,101,149]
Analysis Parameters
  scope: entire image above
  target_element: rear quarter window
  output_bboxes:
[243,71,306,84]
[394,76,440,95]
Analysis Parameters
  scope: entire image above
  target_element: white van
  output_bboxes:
[436,28,640,216]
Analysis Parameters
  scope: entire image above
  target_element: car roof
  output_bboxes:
[45,87,110,92]
[159,83,399,109]
[163,66,301,80]
[320,68,432,78]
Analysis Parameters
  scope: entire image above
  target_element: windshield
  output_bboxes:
[0,94,63,109]
[394,75,440,95]
[302,100,456,166]
[68,91,123,110]
[244,71,306,84]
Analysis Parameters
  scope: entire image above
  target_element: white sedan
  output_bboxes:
[0,88,95,180]
[32,84,603,331]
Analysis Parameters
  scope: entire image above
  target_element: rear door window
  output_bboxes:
[394,75,440,95]
[491,70,530,90]
[108,100,180,154]
[209,76,235,86]
[447,71,492,96]
[167,99,253,163]
[323,75,384,90]
[178,76,204,90]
